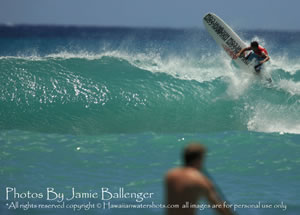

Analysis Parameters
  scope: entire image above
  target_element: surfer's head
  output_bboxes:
[183,143,206,169]
[251,41,259,49]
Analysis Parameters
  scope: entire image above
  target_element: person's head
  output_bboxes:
[250,41,259,50]
[183,143,206,169]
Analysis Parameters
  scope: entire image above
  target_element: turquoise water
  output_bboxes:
[0,26,300,214]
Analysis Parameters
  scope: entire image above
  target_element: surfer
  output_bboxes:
[165,143,234,215]
[235,41,270,72]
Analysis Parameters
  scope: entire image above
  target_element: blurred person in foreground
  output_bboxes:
[165,142,234,215]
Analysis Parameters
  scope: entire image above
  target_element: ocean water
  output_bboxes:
[0,25,300,215]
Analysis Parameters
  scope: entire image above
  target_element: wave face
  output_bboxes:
[1,26,300,134]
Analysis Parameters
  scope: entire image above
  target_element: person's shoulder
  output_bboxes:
[165,167,182,180]
[165,167,197,181]
[192,171,212,189]
[184,169,214,195]
[169,168,210,185]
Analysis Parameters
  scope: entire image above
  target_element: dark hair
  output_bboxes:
[183,143,206,166]
[251,41,259,48]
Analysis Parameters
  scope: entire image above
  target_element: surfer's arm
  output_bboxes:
[254,53,270,72]
[235,47,251,58]
[259,53,270,65]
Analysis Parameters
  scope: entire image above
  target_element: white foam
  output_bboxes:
[132,53,226,83]
[278,79,300,96]
[225,68,255,99]
[270,54,300,75]
[90,50,229,83]
[46,51,99,60]
[247,102,300,134]
[0,54,43,61]
[218,50,257,100]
